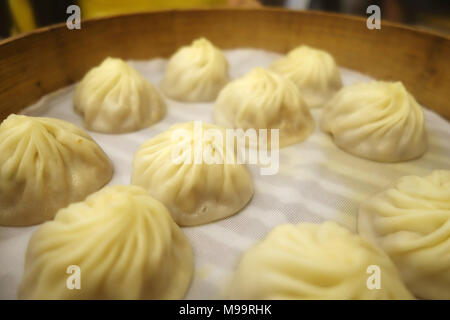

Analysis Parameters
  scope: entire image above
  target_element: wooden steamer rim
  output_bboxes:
[0,8,449,120]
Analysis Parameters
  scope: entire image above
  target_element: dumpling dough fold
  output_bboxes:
[19,185,193,300]
[321,81,427,162]
[270,45,342,108]
[214,68,314,148]
[161,38,230,102]
[228,221,414,300]
[74,57,166,133]
[0,114,113,226]
[132,121,254,226]
[358,170,450,300]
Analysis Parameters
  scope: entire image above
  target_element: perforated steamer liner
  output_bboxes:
[0,48,449,299]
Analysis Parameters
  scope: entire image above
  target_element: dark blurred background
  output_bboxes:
[1,0,449,39]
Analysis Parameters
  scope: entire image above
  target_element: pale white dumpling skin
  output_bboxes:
[19,185,193,300]
[214,68,314,148]
[321,81,427,162]
[161,38,230,102]
[358,170,450,300]
[228,221,414,300]
[74,57,166,133]
[131,121,254,226]
[0,114,113,226]
[270,45,342,108]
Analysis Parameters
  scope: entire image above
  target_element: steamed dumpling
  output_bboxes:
[228,221,414,300]
[214,68,314,148]
[0,114,113,226]
[358,170,450,300]
[131,121,254,226]
[19,185,193,299]
[321,81,427,162]
[74,57,166,133]
[161,38,229,102]
[270,45,342,108]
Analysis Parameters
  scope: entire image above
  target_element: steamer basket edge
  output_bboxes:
[0,8,449,120]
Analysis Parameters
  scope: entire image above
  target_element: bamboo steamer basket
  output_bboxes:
[0,8,449,120]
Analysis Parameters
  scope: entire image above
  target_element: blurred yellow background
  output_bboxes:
[1,0,448,38]
[80,0,227,18]
[4,0,259,35]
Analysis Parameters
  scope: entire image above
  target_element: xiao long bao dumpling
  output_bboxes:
[161,38,230,102]
[270,45,342,108]
[132,121,254,226]
[74,57,166,133]
[228,221,414,300]
[358,170,450,300]
[0,115,113,226]
[321,81,427,162]
[214,68,314,148]
[19,185,193,299]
